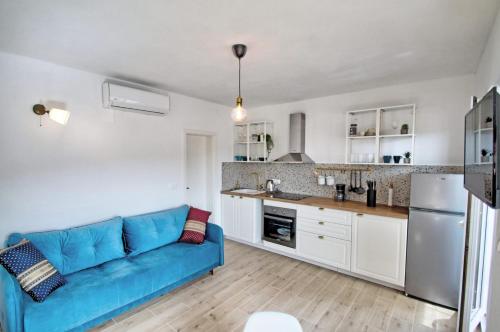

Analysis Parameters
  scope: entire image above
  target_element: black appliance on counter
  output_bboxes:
[464,86,499,207]
[267,192,310,201]
[263,205,296,248]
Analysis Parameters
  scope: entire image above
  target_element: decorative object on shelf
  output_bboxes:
[486,116,493,127]
[393,155,401,164]
[387,182,393,207]
[317,175,326,186]
[365,128,376,136]
[403,151,411,164]
[481,149,489,163]
[230,44,248,122]
[391,121,398,130]
[400,123,409,134]
[383,155,392,163]
[349,123,358,136]
[366,180,377,207]
[33,103,70,126]
[326,175,335,186]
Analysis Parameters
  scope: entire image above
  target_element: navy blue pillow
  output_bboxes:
[0,239,66,302]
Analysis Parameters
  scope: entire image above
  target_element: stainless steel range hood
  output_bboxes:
[273,112,314,163]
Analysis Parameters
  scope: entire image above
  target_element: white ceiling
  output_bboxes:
[0,0,498,107]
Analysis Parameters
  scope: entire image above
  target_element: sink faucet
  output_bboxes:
[250,172,262,190]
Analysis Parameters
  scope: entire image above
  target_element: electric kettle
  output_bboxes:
[266,180,276,193]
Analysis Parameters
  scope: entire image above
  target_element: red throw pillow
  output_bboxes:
[179,207,211,244]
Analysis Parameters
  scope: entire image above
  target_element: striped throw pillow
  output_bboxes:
[0,239,66,302]
[179,207,211,244]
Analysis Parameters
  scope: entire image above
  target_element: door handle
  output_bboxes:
[318,221,325,225]
[186,187,190,190]
[318,207,325,211]
[357,213,364,217]
[318,235,324,239]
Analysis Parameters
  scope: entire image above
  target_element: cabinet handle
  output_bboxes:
[239,196,243,199]
[318,235,324,239]
[318,207,325,211]
[230,195,234,198]
[318,221,325,225]
[357,213,364,217]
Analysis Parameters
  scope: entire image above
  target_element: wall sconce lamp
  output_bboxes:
[33,104,70,126]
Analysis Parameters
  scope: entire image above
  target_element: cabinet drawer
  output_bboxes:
[298,217,351,241]
[297,231,351,270]
[297,205,351,225]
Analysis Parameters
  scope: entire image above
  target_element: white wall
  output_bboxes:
[473,7,500,331]
[0,52,233,244]
[246,75,473,165]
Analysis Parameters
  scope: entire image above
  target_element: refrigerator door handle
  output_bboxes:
[410,207,465,216]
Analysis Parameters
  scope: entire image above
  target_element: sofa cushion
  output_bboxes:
[22,241,220,332]
[179,207,211,244]
[0,239,66,302]
[7,217,125,275]
[123,205,189,256]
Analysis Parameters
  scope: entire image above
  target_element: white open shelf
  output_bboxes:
[233,121,274,162]
[345,104,416,165]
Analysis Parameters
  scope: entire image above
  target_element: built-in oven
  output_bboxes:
[263,205,296,249]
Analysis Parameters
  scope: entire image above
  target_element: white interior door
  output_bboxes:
[185,134,214,211]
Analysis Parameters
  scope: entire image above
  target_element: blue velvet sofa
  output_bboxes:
[0,205,224,332]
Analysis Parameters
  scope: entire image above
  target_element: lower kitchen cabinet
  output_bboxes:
[221,194,262,244]
[351,213,407,287]
[297,230,351,270]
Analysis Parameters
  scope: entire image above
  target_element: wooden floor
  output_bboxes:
[91,240,457,332]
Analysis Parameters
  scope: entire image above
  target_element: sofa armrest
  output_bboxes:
[206,223,224,266]
[0,266,23,332]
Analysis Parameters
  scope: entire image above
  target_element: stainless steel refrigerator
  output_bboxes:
[406,173,467,309]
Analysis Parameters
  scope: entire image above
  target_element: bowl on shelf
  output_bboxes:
[383,155,392,163]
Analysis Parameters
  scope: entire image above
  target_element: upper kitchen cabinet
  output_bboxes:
[351,212,408,287]
[233,121,274,162]
[346,104,416,165]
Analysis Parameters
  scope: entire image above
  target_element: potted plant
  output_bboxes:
[481,149,489,163]
[383,155,392,163]
[403,151,411,164]
[401,124,409,135]
[265,134,274,161]
[393,155,402,164]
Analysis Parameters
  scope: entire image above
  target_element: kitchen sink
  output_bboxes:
[230,189,266,195]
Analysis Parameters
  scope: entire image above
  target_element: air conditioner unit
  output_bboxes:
[102,82,170,116]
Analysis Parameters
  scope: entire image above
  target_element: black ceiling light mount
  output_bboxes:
[231,44,248,122]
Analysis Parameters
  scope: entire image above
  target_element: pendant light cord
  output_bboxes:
[238,58,241,97]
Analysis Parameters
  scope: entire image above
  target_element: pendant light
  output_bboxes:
[231,44,247,122]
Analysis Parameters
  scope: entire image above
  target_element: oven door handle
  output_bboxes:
[264,214,294,223]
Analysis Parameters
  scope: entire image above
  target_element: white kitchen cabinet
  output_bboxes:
[297,231,351,270]
[221,194,262,244]
[351,213,407,287]
[297,206,352,270]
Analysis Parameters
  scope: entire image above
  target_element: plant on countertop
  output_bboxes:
[400,123,409,135]
[403,151,411,164]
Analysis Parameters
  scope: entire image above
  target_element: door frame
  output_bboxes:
[182,129,217,215]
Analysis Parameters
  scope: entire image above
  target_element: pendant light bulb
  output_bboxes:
[231,96,247,122]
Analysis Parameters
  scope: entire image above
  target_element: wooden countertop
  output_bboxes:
[221,190,408,219]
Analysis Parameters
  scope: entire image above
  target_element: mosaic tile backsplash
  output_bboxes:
[222,163,463,207]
